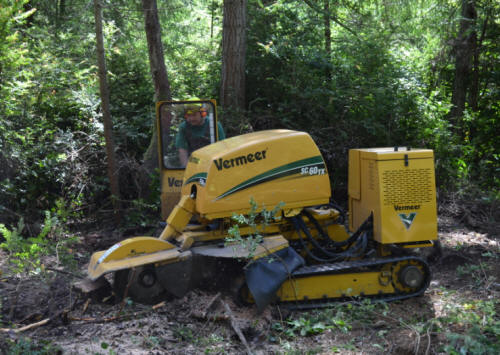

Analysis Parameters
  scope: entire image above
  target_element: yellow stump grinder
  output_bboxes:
[87,101,438,310]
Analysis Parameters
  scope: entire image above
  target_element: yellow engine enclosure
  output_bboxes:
[181,130,331,219]
[348,148,437,244]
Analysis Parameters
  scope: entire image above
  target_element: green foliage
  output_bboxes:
[0,201,78,274]
[456,262,496,288]
[0,218,26,256]
[245,1,440,193]
[244,0,500,198]
[0,0,498,232]
[173,325,196,342]
[0,0,32,95]
[225,197,284,259]
[272,301,389,340]
[3,336,61,355]
[440,299,500,355]
[0,218,46,274]
[0,1,107,225]
[330,340,358,353]
[281,317,333,337]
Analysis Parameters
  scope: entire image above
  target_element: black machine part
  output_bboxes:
[244,247,305,312]
[291,212,373,263]
[114,265,169,305]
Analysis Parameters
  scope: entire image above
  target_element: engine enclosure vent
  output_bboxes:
[348,148,437,244]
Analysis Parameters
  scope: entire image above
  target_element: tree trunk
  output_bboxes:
[94,0,122,224]
[141,0,172,176]
[469,13,488,112]
[324,0,332,81]
[449,0,477,130]
[220,0,247,111]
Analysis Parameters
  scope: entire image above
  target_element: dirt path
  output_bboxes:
[1,216,498,354]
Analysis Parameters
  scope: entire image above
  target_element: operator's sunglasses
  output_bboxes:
[185,109,199,115]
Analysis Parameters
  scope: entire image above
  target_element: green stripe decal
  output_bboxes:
[185,172,207,185]
[216,156,325,200]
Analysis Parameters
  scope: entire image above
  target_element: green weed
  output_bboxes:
[173,325,196,342]
[456,263,493,287]
[225,197,284,259]
[439,299,499,354]
[286,317,333,336]
[200,333,224,346]
[272,302,376,339]
[0,202,79,275]
[331,340,358,352]
[99,341,117,355]
[3,337,61,355]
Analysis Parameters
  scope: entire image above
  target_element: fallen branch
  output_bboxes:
[0,297,81,334]
[0,318,50,334]
[152,301,166,310]
[0,297,84,333]
[424,323,432,355]
[189,292,224,321]
[117,268,137,315]
[18,312,43,325]
[203,292,221,316]
[191,311,229,321]
[82,298,91,314]
[222,300,253,355]
[46,267,84,279]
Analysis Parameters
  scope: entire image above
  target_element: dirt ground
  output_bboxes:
[1,212,498,354]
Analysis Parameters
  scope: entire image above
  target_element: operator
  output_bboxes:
[175,102,225,167]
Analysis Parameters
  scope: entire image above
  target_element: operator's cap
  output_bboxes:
[184,102,203,115]
[184,101,208,118]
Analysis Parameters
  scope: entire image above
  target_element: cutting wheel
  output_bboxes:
[114,265,168,305]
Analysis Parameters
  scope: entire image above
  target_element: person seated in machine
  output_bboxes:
[175,102,225,167]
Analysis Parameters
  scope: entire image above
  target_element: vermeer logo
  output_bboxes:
[214,150,267,171]
[398,212,417,230]
[167,177,182,187]
[394,205,420,211]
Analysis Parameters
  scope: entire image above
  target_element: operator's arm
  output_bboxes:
[175,122,189,167]
[179,148,189,167]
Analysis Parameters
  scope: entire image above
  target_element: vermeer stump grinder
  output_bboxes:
[87,129,438,310]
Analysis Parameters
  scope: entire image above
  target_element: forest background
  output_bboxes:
[1,0,498,233]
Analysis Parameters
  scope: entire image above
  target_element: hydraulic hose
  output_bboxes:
[290,213,372,263]
[328,200,347,225]
[292,216,334,263]
[292,217,367,262]
[301,209,365,249]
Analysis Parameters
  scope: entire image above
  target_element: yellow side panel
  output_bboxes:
[160,170,184,220]
[348,149,361,200]
[277,272,395,301]
[377,158,437,243]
